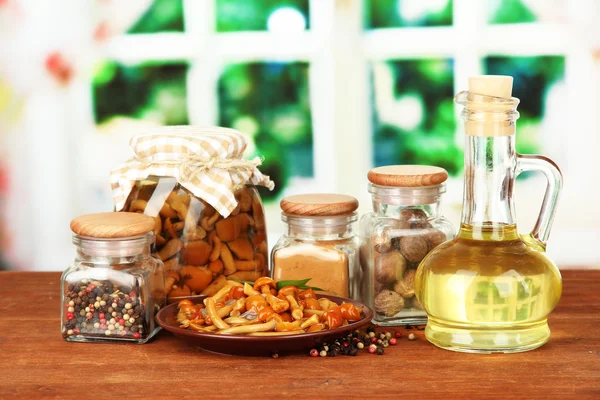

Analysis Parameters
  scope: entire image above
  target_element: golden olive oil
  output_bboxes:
[415,224,562,353]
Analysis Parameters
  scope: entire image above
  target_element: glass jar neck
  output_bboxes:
[282,214,356,241]
[368,183,444,219]
[73,234,154,265]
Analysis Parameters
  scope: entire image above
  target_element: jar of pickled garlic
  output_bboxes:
[61,212,165,343]
[110,126,274,301]
[271,194,359,298]
[359,166,454,325]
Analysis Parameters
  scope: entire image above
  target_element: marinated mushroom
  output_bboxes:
[175,278,365,336]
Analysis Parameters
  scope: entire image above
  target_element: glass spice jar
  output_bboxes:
[61,212,166,343]
[271,194,359,298]
[359,166,454,325]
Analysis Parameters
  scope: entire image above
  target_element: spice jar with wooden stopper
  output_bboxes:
[61,212,166,343]
[359,166,454,325]
[271,194,359,298]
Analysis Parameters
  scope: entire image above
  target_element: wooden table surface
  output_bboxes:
[0,270,598,399]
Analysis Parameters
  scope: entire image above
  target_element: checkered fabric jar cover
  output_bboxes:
[110,126,274,217]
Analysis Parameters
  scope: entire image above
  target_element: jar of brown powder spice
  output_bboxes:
[271,194,359,298]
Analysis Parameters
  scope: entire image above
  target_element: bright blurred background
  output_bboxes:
[0,0,599,271]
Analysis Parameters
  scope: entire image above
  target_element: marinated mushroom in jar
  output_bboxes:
[122,180,269,300]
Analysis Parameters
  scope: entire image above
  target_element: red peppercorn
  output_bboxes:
[133,332,141,339]
[342,341,349,348]
[100,324,107,330]
[395,331,403,338]
[99,313,105,319]
[370,337,377,344]
[389,338,397,345]
[309,349,319,357]
[66,312,74,320]
[119,318,125,326]
[368,344,377,354]
[73,329,80,334]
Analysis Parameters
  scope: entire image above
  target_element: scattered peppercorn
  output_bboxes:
[389,338,397,345]
[357,342,364,349]
[376,347,384,355]
[319,350,327,357]
[370,337,378,344]
[395,331,403,338]
[408,333,416,340]
[310,349,319,357]
[385,332,392,339]
[368,344,377,353]
[368,332,376,338]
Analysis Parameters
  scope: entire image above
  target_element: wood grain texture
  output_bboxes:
[0,270,598,400]
[70,212,155,238]
[368,165,448,187]
[280,194,359,216]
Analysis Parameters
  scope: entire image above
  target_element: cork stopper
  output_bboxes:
[280,194,359,216]
[459,75,519,137]
[70,212,155,238]
[469,75,513,98]
[368,165,448,187]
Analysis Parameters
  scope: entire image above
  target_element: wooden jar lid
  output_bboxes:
[70,212,155,238]
[368,165,448,187]
[280,194,359,216]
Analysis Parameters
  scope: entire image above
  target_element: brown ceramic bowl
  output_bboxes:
[156,294,373,356]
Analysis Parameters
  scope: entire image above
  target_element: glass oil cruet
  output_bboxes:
[415,75,563,353]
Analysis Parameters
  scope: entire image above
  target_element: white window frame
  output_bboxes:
[20,0,599,270]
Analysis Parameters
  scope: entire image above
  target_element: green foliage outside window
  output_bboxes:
[93,62,189,126]
[372,59,461,175]
[364,0,453,29]
[488,0,537,24]
[216,0,309,32]
[218,62,313,200]
[128,0,184,34]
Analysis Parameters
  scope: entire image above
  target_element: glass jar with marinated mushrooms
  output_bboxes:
[359,166,454,325]
[61,212,165,343]
[110,126,274,302]
[271,194,360,299]
[122,180,269,300]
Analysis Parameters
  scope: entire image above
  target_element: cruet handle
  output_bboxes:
[516,154,563,250]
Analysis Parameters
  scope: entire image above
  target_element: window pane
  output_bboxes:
[487,0,537,24]
[216,0,309,32]
[128,0,184,34]
[365,0,453,29]
[484,56,565,154]
[218,62,313,199]
[371,59,460,175]
[93,62,189,125]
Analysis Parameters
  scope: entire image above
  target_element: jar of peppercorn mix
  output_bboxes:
[61,212,166,343]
